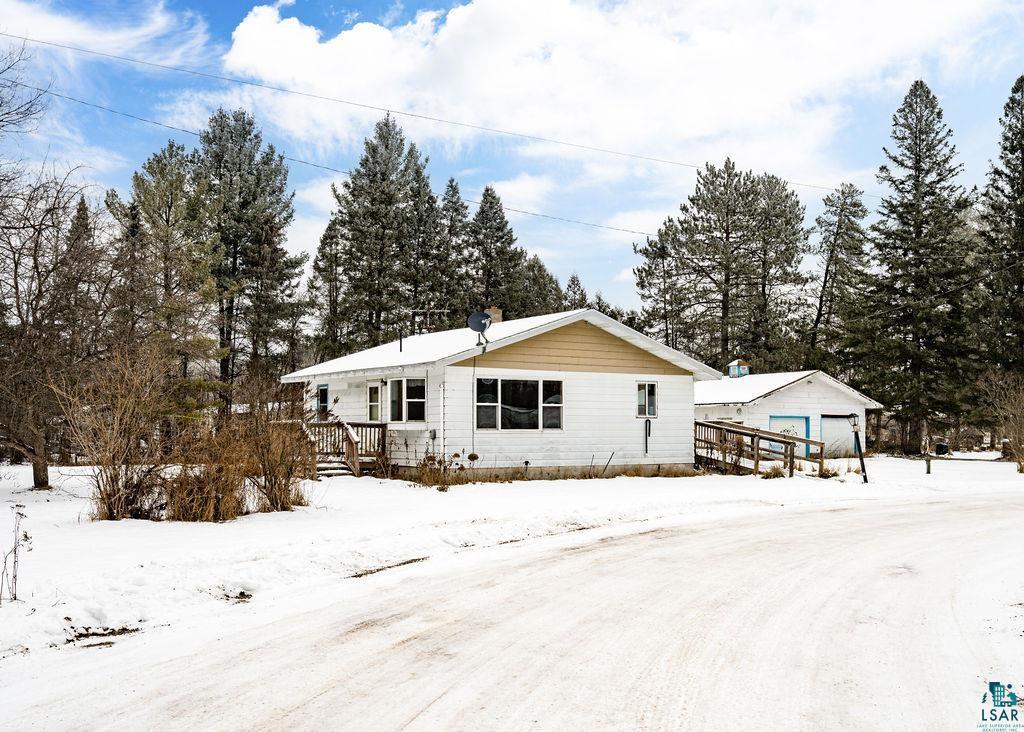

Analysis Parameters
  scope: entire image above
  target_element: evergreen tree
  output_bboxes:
[401,146,445,333]
[193,108,295,398]
[805,183,869,371]
[308,217,349,360]
[130,141,215,379]
[468,185,528,316]
[106,195,152,345]
[741,173,808,369]
[591,292,626,321]
[436,178,473,328]
[981,74,1024,372]
[519,255,564,316]
[672,159,757,368]
[633,231,682,347]
[853,80,976,453]
[330,115,410,348]
[563,273,589,309]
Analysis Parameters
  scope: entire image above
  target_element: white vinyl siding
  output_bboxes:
[445,366,694,468]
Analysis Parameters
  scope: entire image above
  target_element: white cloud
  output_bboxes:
[0,0,211,73]
[166,0,1019,191]
[488,173,555,214]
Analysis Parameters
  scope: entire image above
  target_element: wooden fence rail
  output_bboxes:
[695,420,826,476]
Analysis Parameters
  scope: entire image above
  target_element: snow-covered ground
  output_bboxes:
[0,454,1016,662]
[0,453,1021,730]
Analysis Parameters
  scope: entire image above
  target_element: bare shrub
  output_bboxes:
[414,451,478,491]
[234,378,310,511]
[54,348,174,520]
[816,464,841,479]
[980,372,1024,473]
[162,425,249,522]
[0,504,30,605]
[761,464,786,479]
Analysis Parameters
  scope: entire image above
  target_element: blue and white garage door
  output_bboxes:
[820,416,855,458]
[768,416,809,456]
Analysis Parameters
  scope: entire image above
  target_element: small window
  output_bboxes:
[542,381,562,429]
[501,379,539,429]
[367,384,380,421]
[476,378,498,429]
[317,384,329,420]
[637,382,657,417]
[389,379,403,422]
[406,378,426,421]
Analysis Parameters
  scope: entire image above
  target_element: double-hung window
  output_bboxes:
[542,381,563,428]
[367,384,381,421]
[637,382,657,417]
[316,384,329,420]
[387,378,426,423]
[476,378,563,430]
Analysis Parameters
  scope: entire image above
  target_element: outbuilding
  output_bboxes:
[281,308,721,476]
[694,362,882,457]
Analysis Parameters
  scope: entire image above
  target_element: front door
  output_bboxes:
[768,416,809,457]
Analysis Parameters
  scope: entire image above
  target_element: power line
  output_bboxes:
[2,31,884,199]
[12,81,655,237]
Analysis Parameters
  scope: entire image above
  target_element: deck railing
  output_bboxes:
[306,420,388,476]
[695,420,825,476]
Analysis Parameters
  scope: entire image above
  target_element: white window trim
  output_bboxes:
[386,377,427,424]
[637,381,659,418]
[474,377,563,431]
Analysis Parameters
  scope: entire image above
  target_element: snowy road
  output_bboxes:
[8,492,1023,730]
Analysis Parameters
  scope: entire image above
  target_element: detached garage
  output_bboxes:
[694,362,883,457]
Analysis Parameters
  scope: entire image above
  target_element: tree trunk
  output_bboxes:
[903,417,924,456]
[31,430,50,490]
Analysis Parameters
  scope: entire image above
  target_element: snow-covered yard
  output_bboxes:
[0,454,1018,662]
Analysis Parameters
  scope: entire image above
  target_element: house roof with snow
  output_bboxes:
[282,309,721,382]
[694,370,883,408]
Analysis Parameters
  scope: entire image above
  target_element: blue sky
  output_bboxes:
[3,0,1024,308]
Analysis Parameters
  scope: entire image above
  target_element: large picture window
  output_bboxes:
[501,380,539,429]
[476,378,563,430]
[637,382,657,417]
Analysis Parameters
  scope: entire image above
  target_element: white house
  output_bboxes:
[281,308,721,476]
[693,361,883,457]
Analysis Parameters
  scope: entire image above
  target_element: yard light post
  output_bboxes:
[848,413,868,483]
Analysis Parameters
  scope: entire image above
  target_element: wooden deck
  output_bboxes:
[306,421,388,477]
[695,420,825,476]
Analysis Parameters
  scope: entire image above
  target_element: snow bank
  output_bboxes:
[0,455,1018,659]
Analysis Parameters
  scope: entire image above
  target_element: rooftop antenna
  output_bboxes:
[467,311,492,352]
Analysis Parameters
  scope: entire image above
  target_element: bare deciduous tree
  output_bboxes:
[980,371,1024,473]
[0,170,115,488]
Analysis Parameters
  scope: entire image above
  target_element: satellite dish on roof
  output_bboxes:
[467,311,491,350]
[468,312,492,334]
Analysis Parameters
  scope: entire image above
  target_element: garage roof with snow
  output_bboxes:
[694,370,882,408]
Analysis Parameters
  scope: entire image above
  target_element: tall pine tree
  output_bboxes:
[805,183,868,371]
[468,185,528,316]
[852,80,975,453]
[563,273,589,309]
[193,108,295,400]
[330,115,410,348]
[981,74,1024,373]
[741,173,808,369]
